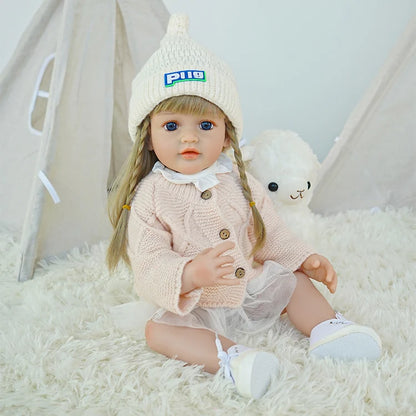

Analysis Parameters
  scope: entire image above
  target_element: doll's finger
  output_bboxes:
[326,269,336,284]
[306,258,319,269]
[328,282,337,294]
[211,241,235,256]
[325,271,333,283]
[217,265,235,277]
[302,257,319,271]
[312,259,320,269]
[199,247,212,256]
[331,274,338,292]
[326,275,337,293]
[215,255,234,266]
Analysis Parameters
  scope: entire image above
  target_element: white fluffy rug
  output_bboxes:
[1,208,416,415]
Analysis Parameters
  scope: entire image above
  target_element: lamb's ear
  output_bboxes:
[225,144,255,164]
[241,145,255,162]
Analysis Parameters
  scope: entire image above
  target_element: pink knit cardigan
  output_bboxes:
[127,168,314,316]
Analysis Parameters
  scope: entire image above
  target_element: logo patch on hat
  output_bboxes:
[164,70,206,87]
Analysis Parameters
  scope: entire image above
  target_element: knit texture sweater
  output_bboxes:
[127,167,314,316]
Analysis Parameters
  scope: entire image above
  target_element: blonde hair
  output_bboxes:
[106,95,265,271]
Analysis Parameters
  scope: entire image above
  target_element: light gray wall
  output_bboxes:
[1,0,415,160]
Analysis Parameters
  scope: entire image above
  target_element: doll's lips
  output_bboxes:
[181,149,200,159]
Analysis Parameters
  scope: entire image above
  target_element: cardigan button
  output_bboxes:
[200,190,212,200]
[235,267,246,279]
[219,229,230,240]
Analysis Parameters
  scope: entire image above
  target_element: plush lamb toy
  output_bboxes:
[244,129,321,243]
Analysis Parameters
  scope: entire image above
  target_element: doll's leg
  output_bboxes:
[145,320,280,398]
[145,320,234,373]
[286,272,382,360]
[285,271,336,336]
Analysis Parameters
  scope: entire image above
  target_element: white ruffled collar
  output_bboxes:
[152,153,233,191]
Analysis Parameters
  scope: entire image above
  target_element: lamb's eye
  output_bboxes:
[307,181,311,190]
[268,182,279,192]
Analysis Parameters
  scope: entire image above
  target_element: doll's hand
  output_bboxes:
[300,254,337,294]
[181,241,238,293]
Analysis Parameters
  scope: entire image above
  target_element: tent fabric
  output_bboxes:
[310,15,416,215]
[0,0,169,281]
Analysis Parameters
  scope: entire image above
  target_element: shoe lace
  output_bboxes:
[330,312,353,325]
[215,333,237,383]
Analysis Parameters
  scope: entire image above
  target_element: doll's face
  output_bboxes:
[149,111,229,175]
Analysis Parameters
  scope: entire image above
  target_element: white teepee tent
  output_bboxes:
[310,15,416,215]
[0,0,169,281]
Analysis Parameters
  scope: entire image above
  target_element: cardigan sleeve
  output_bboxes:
[126,183,202,316]
[248,174,315,271]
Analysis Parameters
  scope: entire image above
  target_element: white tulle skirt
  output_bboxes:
[110,261,297,341]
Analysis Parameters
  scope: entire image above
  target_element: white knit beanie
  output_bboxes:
[128,14,243,141]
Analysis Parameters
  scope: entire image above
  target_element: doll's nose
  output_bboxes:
[181,129,199,143]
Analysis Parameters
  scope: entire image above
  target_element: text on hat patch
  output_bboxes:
[164,70,206,87]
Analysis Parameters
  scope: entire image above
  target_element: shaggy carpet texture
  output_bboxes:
[1,207,415,415]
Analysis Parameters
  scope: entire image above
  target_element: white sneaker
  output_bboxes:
[215,337,279,399]
[309,313,382,360]
[229,348,280,399]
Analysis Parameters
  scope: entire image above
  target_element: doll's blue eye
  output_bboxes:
[200,121,213,130]
[164,122,178,131]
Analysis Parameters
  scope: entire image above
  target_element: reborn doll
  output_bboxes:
[107,14,382,399]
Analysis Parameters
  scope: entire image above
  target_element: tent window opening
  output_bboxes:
[28,53,55,136]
